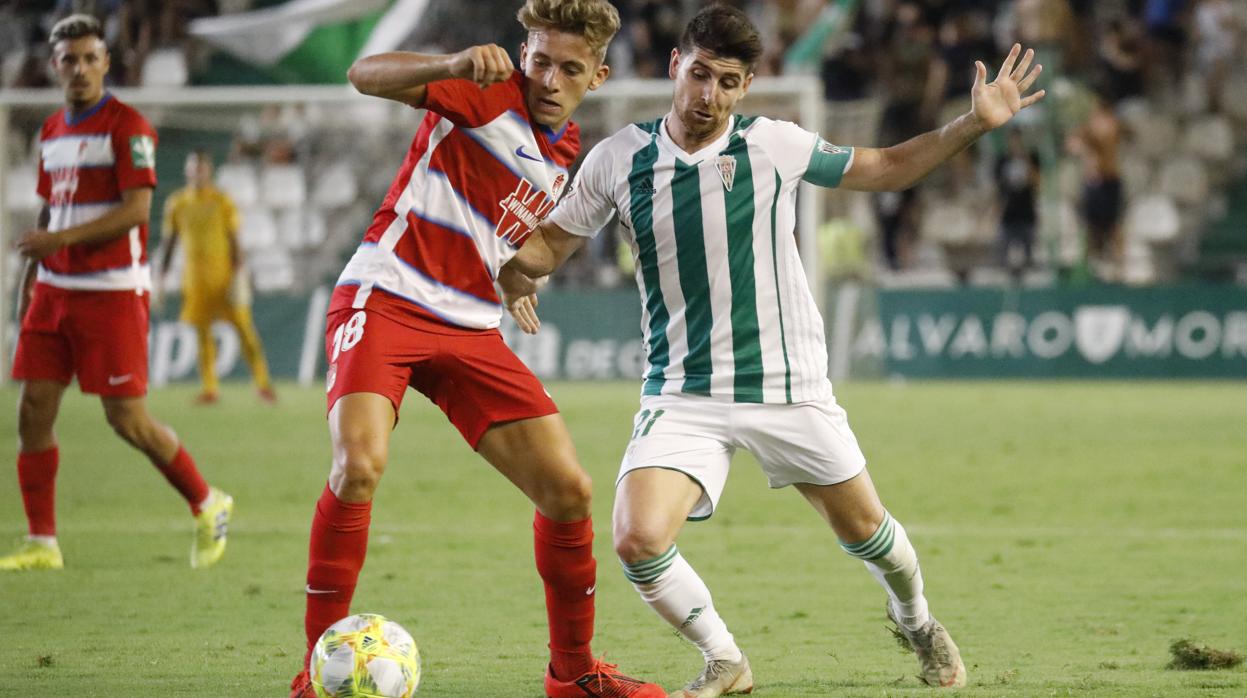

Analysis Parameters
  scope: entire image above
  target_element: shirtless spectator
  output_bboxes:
[1066,90,1124,281]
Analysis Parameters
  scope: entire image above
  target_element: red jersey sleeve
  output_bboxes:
[36,119,53,201]
[111,108,158,191]
[422,71,523,128]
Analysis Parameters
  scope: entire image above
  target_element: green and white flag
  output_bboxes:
[189,0,429,83]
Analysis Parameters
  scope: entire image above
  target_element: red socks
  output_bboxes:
[304,483,372,656]
[534,511,596,679]
[18,447,59,537]
[155,446,210,514]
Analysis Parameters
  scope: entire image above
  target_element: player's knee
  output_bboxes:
[17,394,55,445]
[613,522,672,565]
[335,439,387,494]
[104,409,146,446]
[538,469,592,520]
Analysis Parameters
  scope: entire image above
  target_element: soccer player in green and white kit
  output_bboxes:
[504,5,1045,695]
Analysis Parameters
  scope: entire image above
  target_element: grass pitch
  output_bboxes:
[1,380,1244,696]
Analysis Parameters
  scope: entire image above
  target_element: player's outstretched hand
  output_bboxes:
[509,294,541,335]
[16,229,62,260]
[971,43,1046,131]
[451,44,514,89]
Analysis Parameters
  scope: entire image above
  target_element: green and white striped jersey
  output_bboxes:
[548,113,853,403]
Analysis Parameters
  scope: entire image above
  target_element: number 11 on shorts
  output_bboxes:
[631,409,665,440]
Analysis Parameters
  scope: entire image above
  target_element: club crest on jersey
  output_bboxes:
[716,155,737,192]
[496,178,555,246]
[551,173,566,198]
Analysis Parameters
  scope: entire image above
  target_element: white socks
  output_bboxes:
[840,511,930,630]
[622,546,742,663]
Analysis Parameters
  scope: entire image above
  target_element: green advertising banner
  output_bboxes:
[141,287,648,386]
[833,285,1247,378]
[77,284,1243,387]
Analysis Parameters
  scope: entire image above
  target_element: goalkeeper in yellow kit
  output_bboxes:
[158,150,275,404]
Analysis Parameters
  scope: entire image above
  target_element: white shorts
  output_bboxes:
[617,393,867,520]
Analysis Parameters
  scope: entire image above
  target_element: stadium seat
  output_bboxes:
[141,48,188,87]
[250,247,294,291]
[311,162,359,209]
[1119,148,1152,198]
[216,163,259,207]
[1158,157,1210,206]
[305,209,328,247]
[1132,114,1179,159]
[3,163,41,211]
[260,164,306,208]
[1124,194,1181,243]
[277,208,305,249]
[238,206,277,251]
[1182,115,1235,164]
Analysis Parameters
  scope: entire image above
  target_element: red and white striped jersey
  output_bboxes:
[330,71,579,330]
[36,93,157,292]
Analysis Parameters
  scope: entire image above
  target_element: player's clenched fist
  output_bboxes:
[451,43,514,88]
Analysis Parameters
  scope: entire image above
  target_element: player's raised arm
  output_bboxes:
[347,45,515,106]
[839,43,1045,192]
[17,187,152,260]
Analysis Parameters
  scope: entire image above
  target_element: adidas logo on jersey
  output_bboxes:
[633,177,657,196]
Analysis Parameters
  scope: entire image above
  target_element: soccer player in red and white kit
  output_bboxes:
[289,2,664,697]
[1,15,233,573]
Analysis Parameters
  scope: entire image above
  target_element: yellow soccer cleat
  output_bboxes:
[0,539,64,571]
[192,487,234,569]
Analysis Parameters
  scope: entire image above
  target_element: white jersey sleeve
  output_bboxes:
[752,118,854,188]
[547,141,617,238]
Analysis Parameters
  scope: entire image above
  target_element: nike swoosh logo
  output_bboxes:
[306,585,337,595]
[515,145,542,163]
[585,585,595,595]
[107,374,132,385]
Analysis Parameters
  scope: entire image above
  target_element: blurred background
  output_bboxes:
[2,0,1246,384]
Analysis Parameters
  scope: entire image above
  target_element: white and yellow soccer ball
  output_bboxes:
[311,613,421,697]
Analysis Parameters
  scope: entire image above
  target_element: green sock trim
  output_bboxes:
[840,513,896,561]
[621,544,678,584]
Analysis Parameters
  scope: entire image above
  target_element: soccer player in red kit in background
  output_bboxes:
[289,1,664,697]
[2,14,233,572]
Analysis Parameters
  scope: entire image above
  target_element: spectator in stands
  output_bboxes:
[879,3,937,142]
[875,189,919,271]
[1194,0,1240,113]
[1097,18,1146,103]
[1141,0,1189,101]
[157,150,277,405]
[1066,89,1124,281]
[995,128,1040,280]
[617,0,684,77]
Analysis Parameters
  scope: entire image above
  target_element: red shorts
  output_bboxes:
[12,283,149,397]
[324,306,558,449]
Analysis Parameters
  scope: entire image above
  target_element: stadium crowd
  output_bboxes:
[3,0,1245,287]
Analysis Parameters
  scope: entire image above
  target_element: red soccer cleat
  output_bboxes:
[289,669,314,698]
[258,386,278,404]
[545,658,666,698]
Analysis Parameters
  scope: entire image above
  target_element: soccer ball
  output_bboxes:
[311,613,421,697]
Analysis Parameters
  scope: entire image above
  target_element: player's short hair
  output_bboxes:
[679,3,763,73]
[516,0,621,62]
[49,13,106,45]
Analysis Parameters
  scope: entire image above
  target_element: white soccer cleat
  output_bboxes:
[669,653,753,697]
[887,604,967,688]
